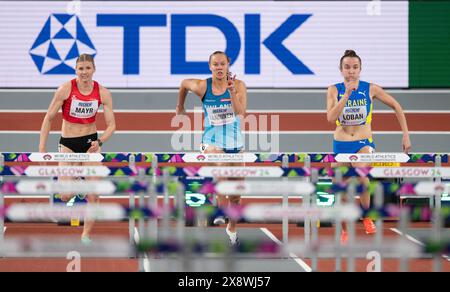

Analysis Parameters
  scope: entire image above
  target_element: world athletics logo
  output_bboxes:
[29,14,96,74]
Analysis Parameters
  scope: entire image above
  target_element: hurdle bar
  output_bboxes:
[3,156,450,184]
[2,152,449,165]
[1,176,444,204]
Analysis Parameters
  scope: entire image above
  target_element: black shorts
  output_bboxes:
[59,133,98,153]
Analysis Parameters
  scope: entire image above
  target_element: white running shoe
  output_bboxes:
[213,216,226,225]
[226,228,239,246]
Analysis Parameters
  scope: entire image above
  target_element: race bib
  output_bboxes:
[338,105,367,126]
[70,99,99,119]
[206,106,236,126]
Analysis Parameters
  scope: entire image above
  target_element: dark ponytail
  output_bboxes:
[339,49,361,70]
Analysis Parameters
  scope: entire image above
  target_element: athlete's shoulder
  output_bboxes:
[55,80,73,99]
[181,78,207,98]
[368,82,382,89]
[183,78,207,86]
[201,78,210,86]
[97,84,112,104]
[327,84,339,93]
[369,82,384,97]
[197,78,208,91]
[331,82,345,89]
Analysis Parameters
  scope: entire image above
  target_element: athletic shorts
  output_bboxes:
[59,133,98,153]
[333,138,375,154]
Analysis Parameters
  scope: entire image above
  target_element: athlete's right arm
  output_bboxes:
[326,84,353,124]
[39,83,69,152]
[176,79,206,115]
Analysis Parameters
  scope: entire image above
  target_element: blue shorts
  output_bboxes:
[333,138,376,154]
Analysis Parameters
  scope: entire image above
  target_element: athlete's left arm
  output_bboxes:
[89,87,116,153]
[371,84,411,153]
[229,79,247,116]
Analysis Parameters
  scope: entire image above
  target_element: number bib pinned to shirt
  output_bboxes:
[206,105,236,126]
[338,105,368,126]
[69,99,99,119]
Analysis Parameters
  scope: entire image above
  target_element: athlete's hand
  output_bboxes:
[227,72,237,95]
[344,81,358,97]
[402,134,411,153]
[88,140,101,153]
[176,105,187,116]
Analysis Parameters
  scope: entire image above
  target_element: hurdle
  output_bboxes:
[1,152,449,271]
[0,175,184,252]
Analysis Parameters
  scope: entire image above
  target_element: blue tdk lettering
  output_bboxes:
[97,13,313,75]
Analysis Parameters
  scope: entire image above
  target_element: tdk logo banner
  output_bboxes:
[30,13,312,76]
[97,14,313,75]
[0,1,409,88]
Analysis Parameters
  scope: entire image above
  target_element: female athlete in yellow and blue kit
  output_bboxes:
[327,50,411,243]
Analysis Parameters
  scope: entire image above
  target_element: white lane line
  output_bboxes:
[390,228,425,246]
[2,131,450,135]
[288,253,314,272]
[2,109,450,114]
[260,227,282,245]
[133,227,151,272]
[260,227,312,272]
[2,89,450,94]
[390,228,449,262]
